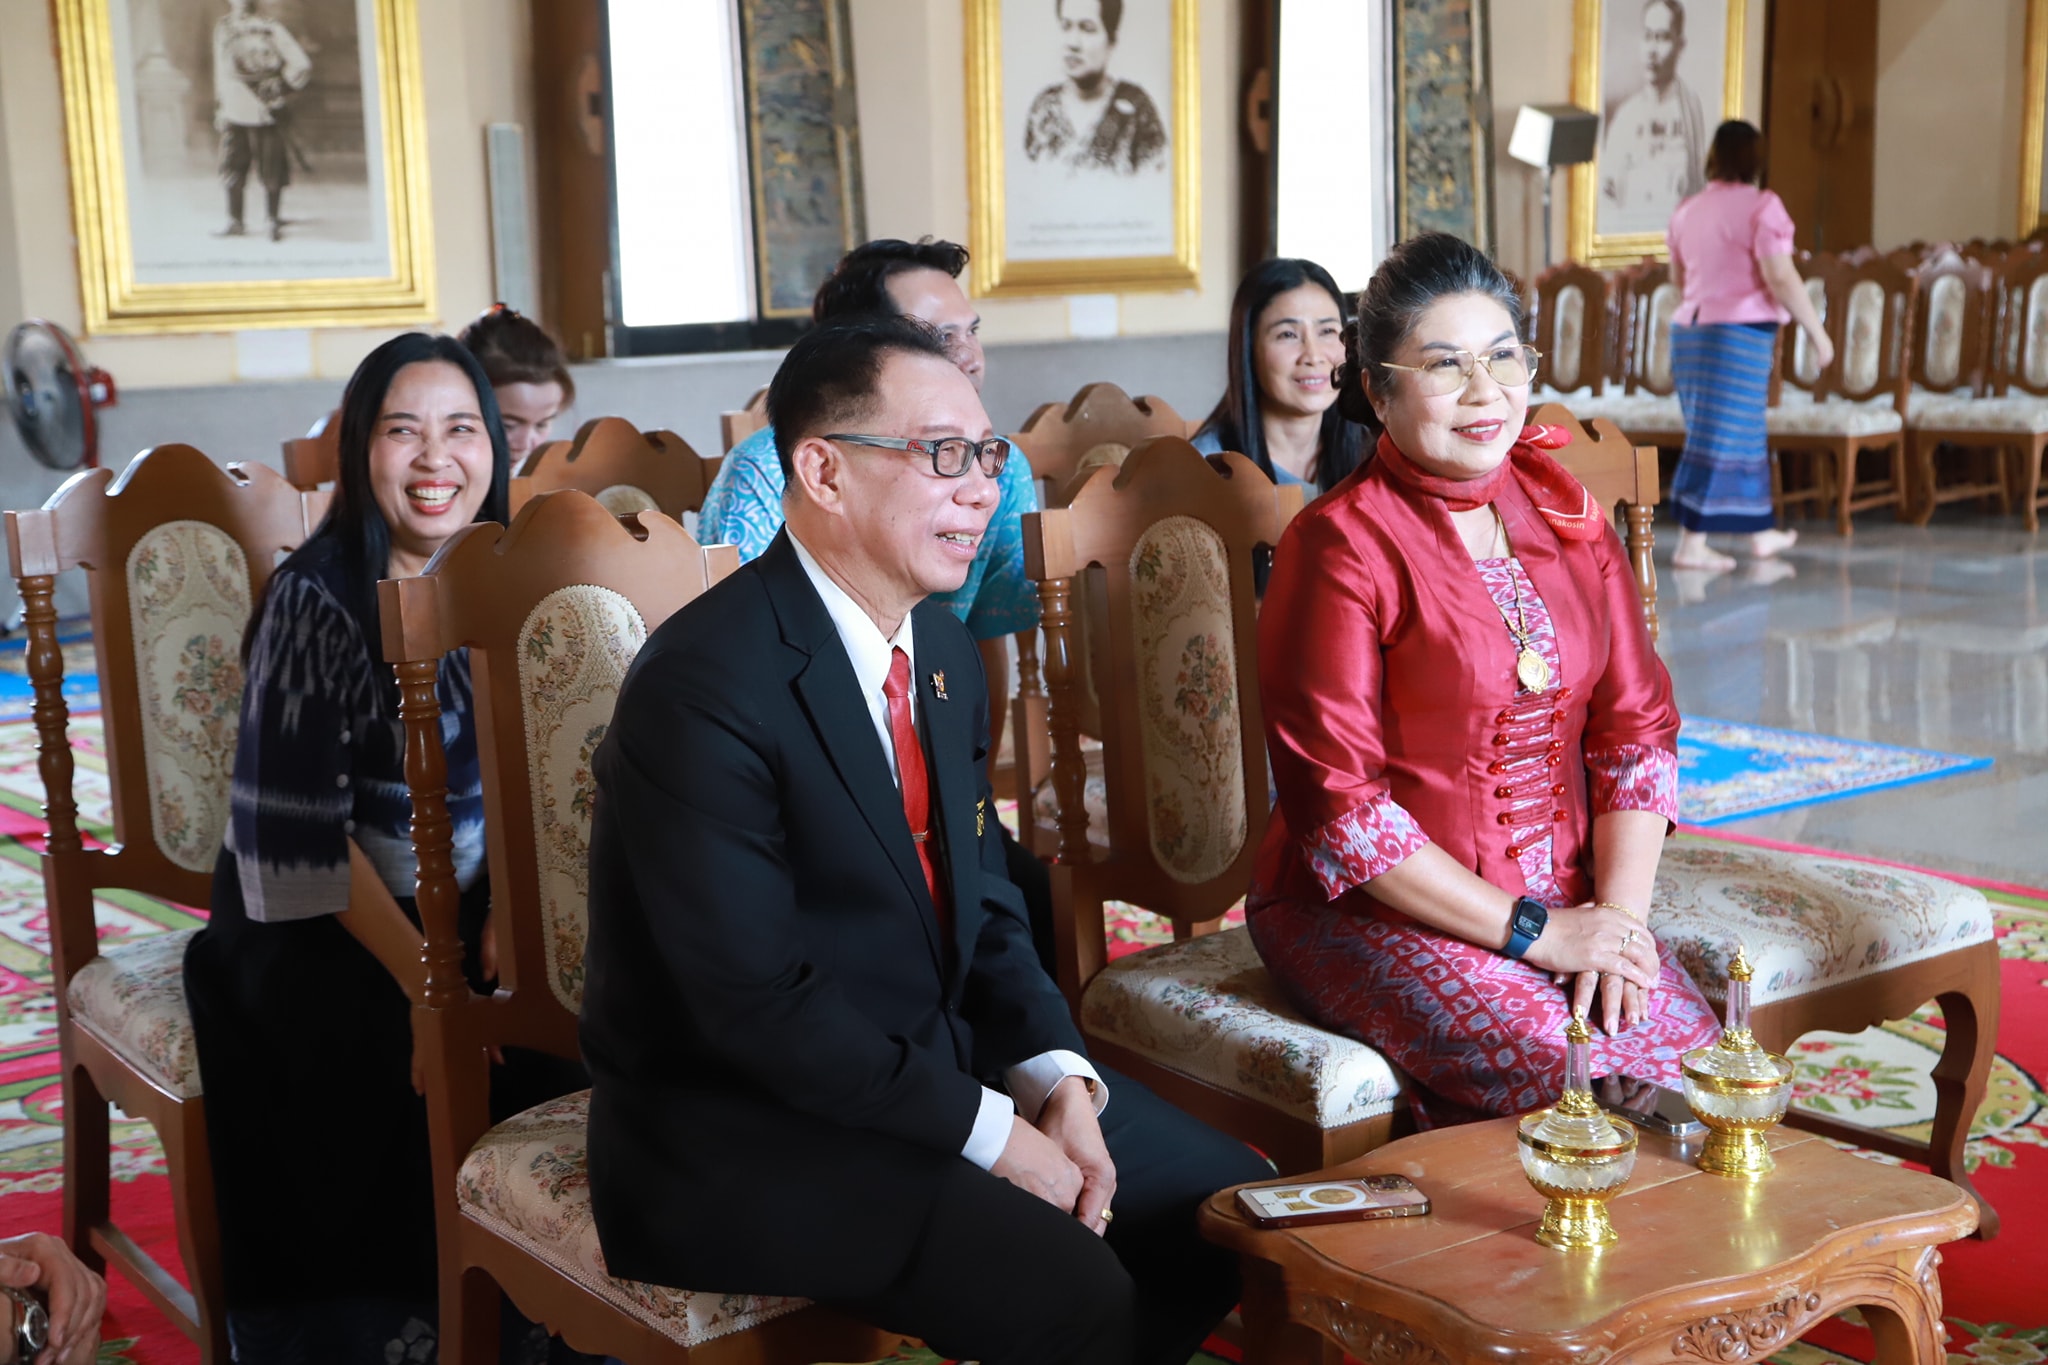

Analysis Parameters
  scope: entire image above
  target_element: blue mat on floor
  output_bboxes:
[0,626,99,722]
[1677,716,1992,825]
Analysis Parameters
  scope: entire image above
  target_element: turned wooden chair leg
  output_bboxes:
[62,1059,111,1275]
[1928,941,2003,1240]
[165,1100,232,1362]
[2025,437,2045,533]
[1835,441,1856,537]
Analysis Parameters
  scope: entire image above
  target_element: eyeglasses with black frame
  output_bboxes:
[1380,344,1542,397]
[826,434,1013,479]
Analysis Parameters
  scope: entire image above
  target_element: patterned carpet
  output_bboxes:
[0,715,2041,1363]
[1676,715,1993,825]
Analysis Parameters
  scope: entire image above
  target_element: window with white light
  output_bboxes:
[1274,0,1392,293]
[606,0,754,331]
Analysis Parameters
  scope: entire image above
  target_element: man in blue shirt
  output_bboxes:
[702,240,1039,763]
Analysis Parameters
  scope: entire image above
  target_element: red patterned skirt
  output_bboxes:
[1247,895,1723,1121]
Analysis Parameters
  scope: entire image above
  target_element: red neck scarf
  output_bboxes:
[1374,424,1604,542]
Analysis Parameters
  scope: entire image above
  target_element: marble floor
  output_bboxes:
[1657,512,2046,889]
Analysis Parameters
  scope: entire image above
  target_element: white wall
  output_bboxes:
[1872,0,2029,245]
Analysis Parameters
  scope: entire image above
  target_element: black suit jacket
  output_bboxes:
[581,531,1085,1299]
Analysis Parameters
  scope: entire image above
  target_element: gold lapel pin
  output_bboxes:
[930,670,948,701]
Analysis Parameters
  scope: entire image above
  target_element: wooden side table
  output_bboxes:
[1199,1118,1977,1365]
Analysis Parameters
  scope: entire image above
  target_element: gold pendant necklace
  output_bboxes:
[1492,507,1552,693]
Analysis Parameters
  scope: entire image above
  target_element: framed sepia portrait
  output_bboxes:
[964,0,1200,297]
[2021,0,2048,237]
[1568,0,1743,267]
[55,0,434,334]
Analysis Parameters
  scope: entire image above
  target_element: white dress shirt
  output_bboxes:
[788,532,1106,1168]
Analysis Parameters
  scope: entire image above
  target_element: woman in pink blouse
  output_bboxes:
[1666,120,1834,570]
[1250,233,1721,1123]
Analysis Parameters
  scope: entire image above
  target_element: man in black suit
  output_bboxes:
[582,315,1268,1365]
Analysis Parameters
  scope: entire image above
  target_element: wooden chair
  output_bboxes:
[1007,384,1191,853]
[380,490,909,1362]
[1985,248,2048,530]
[1023,437,1404,1175]
[1527,403,1662,640]
[509,416,723,523]
[1766,254,1917,535]
[280,408,340,490]
[719,385,769,453]
[1901,257,2021,522]
[1526,262,1611,405]
[3,447,329,1364]
[1603,263,1687,452]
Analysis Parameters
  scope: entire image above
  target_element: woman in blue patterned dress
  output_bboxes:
[183,334,581,1363]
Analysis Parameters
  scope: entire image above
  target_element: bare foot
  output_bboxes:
[1750,528,1799,558]
[1673,544,1737,571]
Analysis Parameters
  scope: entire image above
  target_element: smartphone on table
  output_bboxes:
[1235,1174,1431,1229]
[1591,1073,1706,1137]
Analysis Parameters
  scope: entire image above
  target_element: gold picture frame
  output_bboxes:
[2021,0,2048,237]
[1567,0,1745,267]
[964,0,1200,297]
[55,0,435,335]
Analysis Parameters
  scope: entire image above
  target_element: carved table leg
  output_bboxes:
[1237,1261,1344,1365]
[1864,1248,1949,1365]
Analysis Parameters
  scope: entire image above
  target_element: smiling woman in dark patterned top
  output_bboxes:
[182,334,582,1362]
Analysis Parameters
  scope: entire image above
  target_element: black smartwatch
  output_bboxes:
[1503,897,1548,959]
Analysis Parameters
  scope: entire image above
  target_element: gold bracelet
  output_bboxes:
[1595,901,1644,921]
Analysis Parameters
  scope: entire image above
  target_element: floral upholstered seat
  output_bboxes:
[66,929,202,1099]
[1651,843,1993,1005]
[1079,926,1407,1127]
[456,1092,809,1347]
[1765,391,1905,437]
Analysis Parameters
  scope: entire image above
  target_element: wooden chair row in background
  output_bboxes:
[1527,242,2048,534]
[283,410,726,526]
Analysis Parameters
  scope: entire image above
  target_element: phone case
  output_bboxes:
[1234,1175,1431,1229]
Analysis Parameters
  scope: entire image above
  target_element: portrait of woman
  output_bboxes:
[1023,0,1167,176]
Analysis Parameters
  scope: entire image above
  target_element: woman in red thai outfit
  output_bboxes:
[1249,233,1722,1121]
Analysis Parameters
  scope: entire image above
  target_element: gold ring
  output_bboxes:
[1099,1209,1115,1224]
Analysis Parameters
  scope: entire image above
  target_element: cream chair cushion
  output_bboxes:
[1081,926,1407,1127]
[67,929,202,1099]
[1651,844,1993,1006]
[517,585,647,1011]
[126,521,251,873]
[1128,516,1248,884]
[1766,394,1904,437]
[457,1092,810,1347]
[1550,284,1587,391]
[1596,393,1687,434]
[1906,391,2048,435]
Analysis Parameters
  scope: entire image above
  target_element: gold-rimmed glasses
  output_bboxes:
[826,434,1013,478]
[1380,344,1542,397]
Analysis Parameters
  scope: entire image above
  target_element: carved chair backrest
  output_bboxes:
[380,491,736,1160]
[3,447,318,986]
[1621,263,1682,397]
[1023,440,1302,956]
[1010,383,1189,508]
[1823,255,1917,406]
[1905,258,1996,398]
[1992,248,2048,399]
[1526,403,1663,638]
[1780,253,1839,400]
[510,416,723,522]
[281,408,341,490]
[720,385,770,453]
[1530,262,1609,395]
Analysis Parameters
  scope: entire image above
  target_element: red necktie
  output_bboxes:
[884,648,948,933]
